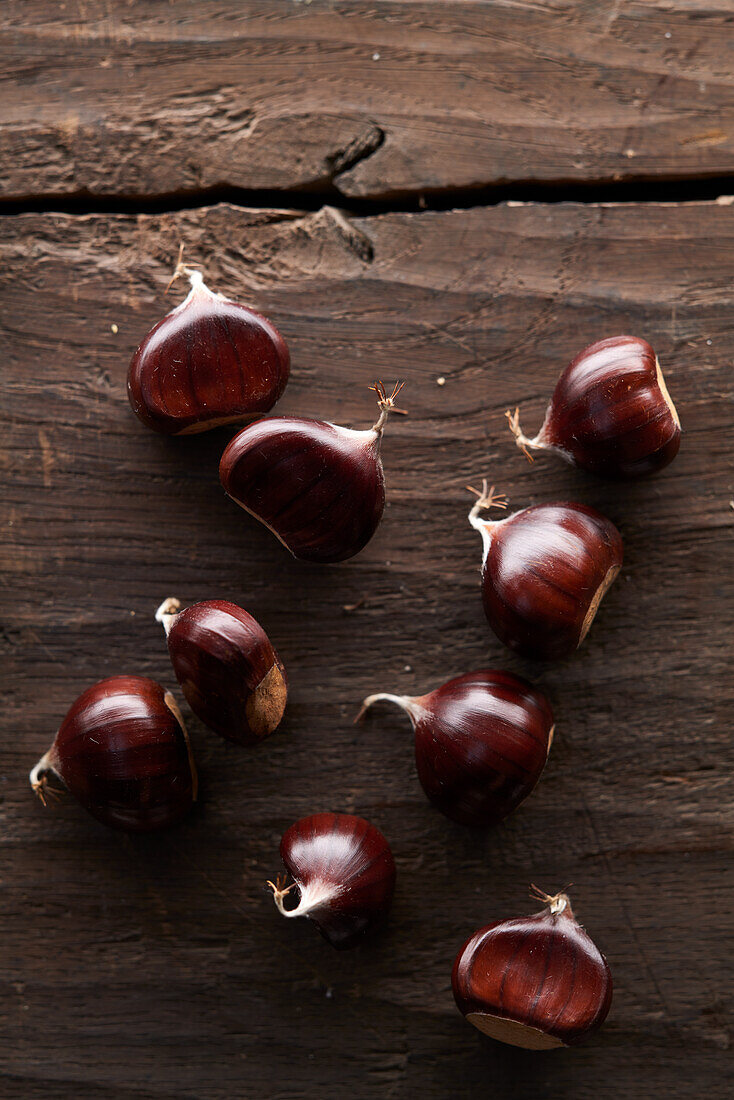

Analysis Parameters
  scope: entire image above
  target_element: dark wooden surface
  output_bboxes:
[3,2,734,1097]
[2,202,733,1098]
[3,1,734,200]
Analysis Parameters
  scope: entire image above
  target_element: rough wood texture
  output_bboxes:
[3,1,734,201]
[2,202,732,1098]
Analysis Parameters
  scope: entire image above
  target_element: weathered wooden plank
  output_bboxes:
[2,1,734,201]
[1,201,733,1098]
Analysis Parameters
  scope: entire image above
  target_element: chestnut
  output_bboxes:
[128,265,290,435]
[30,676,197,831]
[219,381,404,563]
[267,812,396,949]
[358,670,554,827]
[507,335,681,478]
[453,886,613,1049]
[155,597,287,746]
[468,483,623,660]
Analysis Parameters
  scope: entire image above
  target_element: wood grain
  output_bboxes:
[3,1,734,202]
[1,201,732,1097]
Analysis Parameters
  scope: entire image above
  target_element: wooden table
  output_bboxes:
[2,4,733,1098]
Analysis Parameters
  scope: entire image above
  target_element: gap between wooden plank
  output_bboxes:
[2,174,734,219]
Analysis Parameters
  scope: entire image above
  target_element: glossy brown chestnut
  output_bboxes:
[507,335,681,478]
[156,597,287,746]
[219,381,404,563]
[468,483,623,660]
[358,671,554,827]
[452,886,613,1049]
[267,812,396,949]
[128,267,290,435]
[30,675,197,831]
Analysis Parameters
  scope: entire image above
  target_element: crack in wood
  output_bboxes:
[320,205,375,263]
[2,172,734,221]
[327,124,385,180]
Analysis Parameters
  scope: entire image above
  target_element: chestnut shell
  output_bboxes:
[481,502,623,660]
[452,897,613,1048]
[219,418,385,563]
[43,675,196,832]
[128,281,290,435]
[542,335,681,478]
[278,812,396,949]
[165,600,287,746]
[411,671,554,826]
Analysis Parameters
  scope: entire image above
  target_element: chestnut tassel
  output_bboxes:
[128,256,290,435]
[453,886,613,1049]
[30,676,197,831]
[358,670,554,827]
[155,597,287,746]
[219,381,404,563]
[267,812,396,949]
[507,335,681,478]
[468,482,623,660]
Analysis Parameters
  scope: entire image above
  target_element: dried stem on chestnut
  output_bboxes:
[370,380,407,433]
[505,407,538,462]
[164,243,205,295]
[29,756,65,805]
[528,883,573,915]
[266,875,298,917]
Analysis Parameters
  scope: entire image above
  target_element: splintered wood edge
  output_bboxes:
[247,664,288,739]
[466,1011,565,1050]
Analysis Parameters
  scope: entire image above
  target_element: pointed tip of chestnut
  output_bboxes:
[155,596,181,634]
[269,812,396,949]
[159,598,287,746]
[219,383,403,563]
[127,265,290,436]
[470,495,623,660]
[266,874,299,916]
[452,886,613,1048]
[31,675,197,832]
[369,379,407,433]
[355,691,415,725]
[505,408,538,463]
[29,751,63,806]
[508,335,681,478]
[528,882,574,917]
[467,481,510,550]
